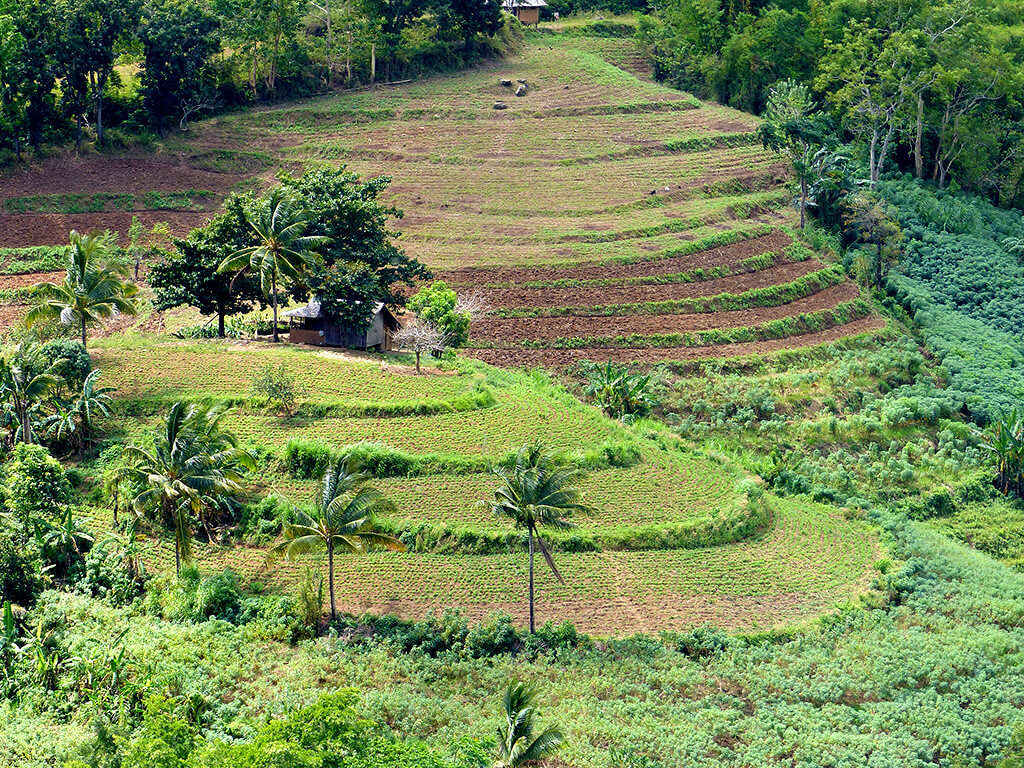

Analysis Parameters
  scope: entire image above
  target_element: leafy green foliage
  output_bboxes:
[494,681,564,768]
[270,457,405,619]
[251,363,305,418]
[580,361,656,421]
[2,443,71,532]
[408,282,470,349]
[151,196,266,337]
[117,402,255,574]
[279,168,430,325]
[25,230,139,348]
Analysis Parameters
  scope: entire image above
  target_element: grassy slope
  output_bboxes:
[80,337,881,634]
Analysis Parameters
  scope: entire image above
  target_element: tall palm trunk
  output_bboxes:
[81,316,88,347]
[328,539,336,620]
[166,498,181,577]
[271,270,280,343]
[528,524,535,634]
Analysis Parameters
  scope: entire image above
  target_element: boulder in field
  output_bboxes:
[500,78,512,87]
[493,101,508,110]
[514,85,527,97]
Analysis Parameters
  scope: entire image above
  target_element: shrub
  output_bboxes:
[675,625,732,659]
[252,363,305,417]
[3,444,72,532]
[408,281,471,348]
[0,530,42,606]
[39,339,92,393]
[146,567,245,623]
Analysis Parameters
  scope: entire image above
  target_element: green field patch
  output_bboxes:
[81,493,878,633]
[2,190,216,214]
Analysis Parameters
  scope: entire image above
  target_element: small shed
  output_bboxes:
[282,299,399,351]
[503,0,546,26]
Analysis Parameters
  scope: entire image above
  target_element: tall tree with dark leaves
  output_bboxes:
[150,197,266,337]
[53,0,140,147]
[278,167,431,327]
[139,0,221,135]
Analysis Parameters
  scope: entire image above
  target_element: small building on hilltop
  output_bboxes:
[503,0,546,26]
[283,299,399,351]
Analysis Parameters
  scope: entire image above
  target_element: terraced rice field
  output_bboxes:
[0,30,882,363]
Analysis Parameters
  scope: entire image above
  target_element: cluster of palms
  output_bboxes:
[0,341,114,451]
[980,410,1024,497]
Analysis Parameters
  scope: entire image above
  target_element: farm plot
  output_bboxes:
[0,31,877,363]
[80,329,883,632]
[268,447,747,537]
[86,492,878,633]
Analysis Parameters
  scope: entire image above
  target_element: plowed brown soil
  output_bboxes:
[0,271,63,289]
[466,315,887,367]
[0,155,243,198]
[437,231,793,286]
[471,283,861,342]
[0,211,209,247]
[482,259,823,309]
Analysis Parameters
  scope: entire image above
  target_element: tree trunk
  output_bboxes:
[21,409,31,445]
[272,270,280,342]
[868,126,878,188]
[914,93,924,179]
[217,303,226,338]
[324,0,335,79]
[95,73,106,145]
[81,317,88,347]
[415,350,421,373]
[528,525,535,634]
[370,43,376,83]
[75,112,83,151]
[328,539,336,620]
[799,177,807,228]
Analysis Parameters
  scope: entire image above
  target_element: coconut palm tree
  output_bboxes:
[217,189,329,342]
[43,369,115,454]
[494,681,564,768]
[0,342,63,445]
[26,230,139,347]
[487,443,591,633]
[269,457,405,620]
[117,402,254,575]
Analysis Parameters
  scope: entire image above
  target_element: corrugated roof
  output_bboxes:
[282,300,386,319]
[503,0,547,7]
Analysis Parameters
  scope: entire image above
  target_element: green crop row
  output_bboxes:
[113,385,498,421]
[561,131,759,166]
[378,494,769,555]
[493,265,843,318]
[2,189,216,214]
[281,436,645,480]
[0,245,69,274]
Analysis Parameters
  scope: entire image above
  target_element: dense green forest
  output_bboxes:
[638,0,1024,208]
